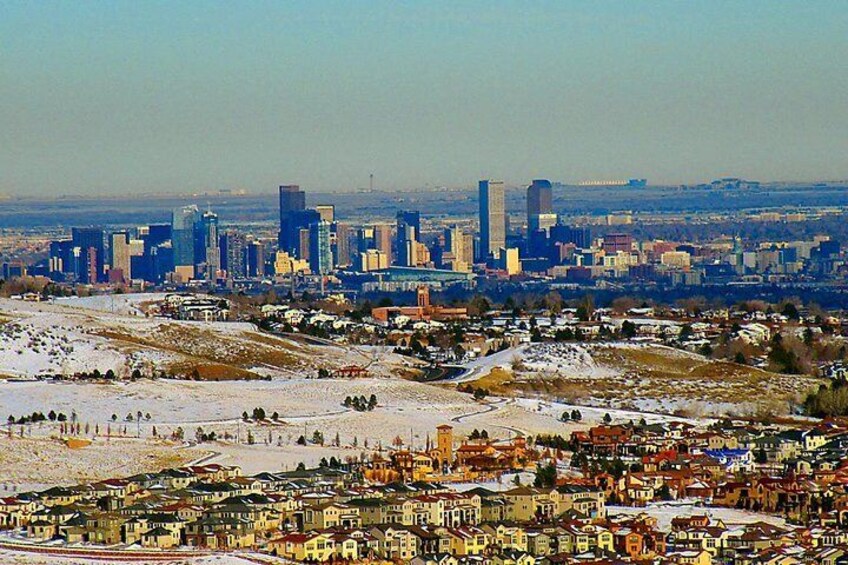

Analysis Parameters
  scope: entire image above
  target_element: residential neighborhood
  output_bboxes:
[4,418,848,564]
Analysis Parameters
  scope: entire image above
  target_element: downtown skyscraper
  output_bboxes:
[71,227,105,284]
[309,220,333,275]
[198,210,220,280]
[527,179,555,232]
[478,179,505,261]
[172,205,200,280]
[396,210,420,267]
[220,230,247,279]
[278,185,306,254]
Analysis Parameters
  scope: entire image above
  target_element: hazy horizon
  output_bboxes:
[5,178,848,202]
[2,1,847,196]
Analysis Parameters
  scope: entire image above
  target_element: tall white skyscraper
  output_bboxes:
[110,231,130,281]
[478,179,505,260]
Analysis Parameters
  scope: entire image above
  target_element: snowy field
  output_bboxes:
[609,501,787,530]
[518,342,703,378]
[452,342,697,384]
[0,435,197,493]
[0,376,606,487]
[51,293,166,316]
[519,342,619,379]
[0,372,716,490]
[0,315,130,377]
[450,345,529,383]
[508,397,711,427]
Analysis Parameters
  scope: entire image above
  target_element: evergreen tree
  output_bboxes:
[534,462,557,488]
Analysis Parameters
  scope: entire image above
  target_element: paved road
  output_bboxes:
[450,398,507,422]
[449,398,529,439]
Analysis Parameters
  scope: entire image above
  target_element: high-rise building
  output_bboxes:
[197,210,220,280]
[396,210,420,237]
[279,184,306,215]
[274,250,309,275]
[358,249,389,272]
[246,240,266,278]
[109,232,147,283]
[334,223,353,267]
[374,224,393,264]
[396,210,420,267]
[84,247,98,284]
[71,227,105,283]
[498,247,522,275]
[603,233,633,254]
[143,224,172,250]
[442,226,472,271]
[147,243,174,283]
[398,224,416,267]
[527,229,549,258]
[128,238,144,267]
[354,224,392,266]
[48,239,75,278]
[478,179,506,261]
[298,227,311,261]
[172,205,200,277]
[110,231,131,282]
[550,225,592,249]
[309,220,333,275]
[530,213,558,233]
[461,233,474,270]
[527,180,556,233]
[527,178,553,225]
[315,205,335,223]
[220,231,247,279]
[282,209,321,258]
[130,224,171,283]
[444,226,463,262]
[278,185,307,252]
[413,240,431,267]
[356,227,374,254]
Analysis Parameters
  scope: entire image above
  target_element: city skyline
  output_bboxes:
[4,4,848,562]
[3,2,848,196]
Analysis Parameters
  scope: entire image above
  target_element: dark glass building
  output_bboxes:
[278,185,307,252]
[71,227,105,283]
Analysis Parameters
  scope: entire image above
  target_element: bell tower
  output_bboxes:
[436,424,453,467]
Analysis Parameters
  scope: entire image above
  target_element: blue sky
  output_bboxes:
[1,1,847,195]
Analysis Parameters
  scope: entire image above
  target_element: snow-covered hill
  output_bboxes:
[0,297,409,379]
